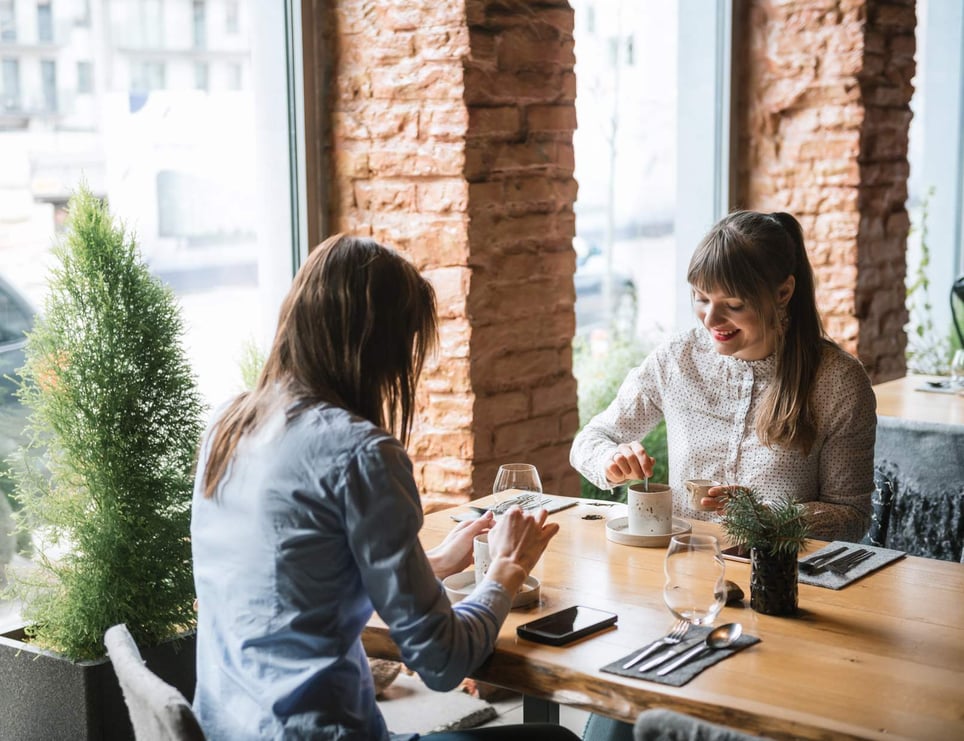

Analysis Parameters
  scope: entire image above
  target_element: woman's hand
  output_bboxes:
[605,441,655,485]
[427,511,494,580]
[701,484,736,513]
[484,507,560,592]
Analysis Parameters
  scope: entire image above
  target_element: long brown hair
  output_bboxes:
[202,234,438,498]
[687,210,829,454]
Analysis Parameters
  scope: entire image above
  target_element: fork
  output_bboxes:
[802,548,870,576]
[621,619,689,669]
[828,549,873,575]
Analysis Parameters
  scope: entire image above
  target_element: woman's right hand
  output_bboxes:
[484,507,559,590]
[605,441,655,485]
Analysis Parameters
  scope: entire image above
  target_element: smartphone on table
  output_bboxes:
[721,544,751,563]
[516,605,618,646]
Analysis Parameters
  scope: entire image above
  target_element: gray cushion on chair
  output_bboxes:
[873,416,964,562]
[104,624,205,741]
[633,709,762,741]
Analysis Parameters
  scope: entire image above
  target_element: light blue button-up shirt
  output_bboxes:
[191,401,511,740]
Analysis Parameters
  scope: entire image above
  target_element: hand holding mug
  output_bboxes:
[605,441,655,485]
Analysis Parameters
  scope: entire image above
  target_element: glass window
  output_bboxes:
[193,0,206,49]
[76,60,92,94]
[194,61,209,91]
[227,62,241,91]
[0,0,15,42]
[41,60,57,112]
[37,1,53,43]
[226,1,240,34]
[1,58,19,111]
[907,0,964,365]
[572,0,679,342]
[0,1,304,624]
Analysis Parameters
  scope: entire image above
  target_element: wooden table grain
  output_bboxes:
[873,374,964,425]
[363,496,964,741]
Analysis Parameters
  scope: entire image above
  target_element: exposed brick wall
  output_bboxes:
[322,0,580,506]
[733,0,915,382]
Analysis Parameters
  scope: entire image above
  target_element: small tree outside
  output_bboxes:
[7,184,205,660]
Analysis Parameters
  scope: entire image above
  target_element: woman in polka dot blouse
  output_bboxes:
[570,210,876,542]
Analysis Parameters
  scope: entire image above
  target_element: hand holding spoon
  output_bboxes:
[656,622,742,676]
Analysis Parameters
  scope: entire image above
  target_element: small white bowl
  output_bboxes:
[442,571,541,609]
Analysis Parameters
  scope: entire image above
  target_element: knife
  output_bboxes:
[657,643,711,676]
[637,636,705,672]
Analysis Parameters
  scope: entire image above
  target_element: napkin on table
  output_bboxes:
[797,541,905,590]
[600,625,760,688]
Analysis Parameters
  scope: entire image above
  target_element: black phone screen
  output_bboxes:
[516,605,617,646]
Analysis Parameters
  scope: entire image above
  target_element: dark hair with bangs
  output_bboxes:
[202,234,438,498]
[687,210,830,454]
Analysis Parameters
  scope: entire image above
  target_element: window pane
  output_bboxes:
[572,0,678,341]
[0,1,300,599]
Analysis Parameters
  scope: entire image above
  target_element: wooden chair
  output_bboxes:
[104,624,205,741]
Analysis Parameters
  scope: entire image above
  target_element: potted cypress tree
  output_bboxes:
[0,184,204,740]
[719,486,810,616]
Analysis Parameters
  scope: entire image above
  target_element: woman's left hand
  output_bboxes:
[426,511,495,580]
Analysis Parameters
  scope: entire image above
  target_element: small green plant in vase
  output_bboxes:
[720,486,810,616]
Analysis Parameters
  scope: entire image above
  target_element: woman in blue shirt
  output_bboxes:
[191,235,578,740]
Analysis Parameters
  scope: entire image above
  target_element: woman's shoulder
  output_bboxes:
[298,403,400,456]
[814,341,875,404]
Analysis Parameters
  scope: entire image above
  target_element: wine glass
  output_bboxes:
[492,463,542,510]
[663,534,726,626]
[951,349,964,389]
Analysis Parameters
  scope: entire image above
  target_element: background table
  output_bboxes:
[364,497,964,740]
[870,375,964,561]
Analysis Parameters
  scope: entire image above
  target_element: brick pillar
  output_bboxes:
[733,0,915,381]
[323,0,580,506]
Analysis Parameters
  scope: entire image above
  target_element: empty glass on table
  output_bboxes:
[663,534,726,626]
[492,463,543,512]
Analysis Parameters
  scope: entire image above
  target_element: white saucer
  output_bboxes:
[605,516,692,547]
[442,571,541,609]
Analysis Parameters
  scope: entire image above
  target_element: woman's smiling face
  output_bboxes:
[692,286,772,361]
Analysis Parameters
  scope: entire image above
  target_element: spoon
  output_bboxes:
[656,622,742,676]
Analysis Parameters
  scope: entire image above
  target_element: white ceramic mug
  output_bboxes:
[684,479,722,512]
[474,534,491,584]
[626,483,673,535]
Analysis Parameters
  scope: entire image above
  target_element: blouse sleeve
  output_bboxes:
[570,354,666,490]
[807,352,877,541]
[340,436,512,692]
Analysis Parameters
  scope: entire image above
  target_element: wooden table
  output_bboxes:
[363,497,964,741]
[873,374,964,425]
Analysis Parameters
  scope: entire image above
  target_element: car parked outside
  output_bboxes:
[573,236,638,338]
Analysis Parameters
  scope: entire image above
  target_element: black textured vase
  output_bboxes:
[750,548,798,616]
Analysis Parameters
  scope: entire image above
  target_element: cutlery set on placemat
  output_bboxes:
[799,546,873,575]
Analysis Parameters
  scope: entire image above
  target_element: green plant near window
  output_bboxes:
[6,185,205,661]
[572,333,668,501]
[906,188,955,373]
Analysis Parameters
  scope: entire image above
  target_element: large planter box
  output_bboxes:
[0,626,196,741]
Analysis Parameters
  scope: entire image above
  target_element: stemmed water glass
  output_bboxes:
[663,534,726,626]
[492,463,542,510]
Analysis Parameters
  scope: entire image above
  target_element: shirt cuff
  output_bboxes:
[462,579,513,622]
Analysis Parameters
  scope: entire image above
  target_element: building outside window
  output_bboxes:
[194,61,208,91]
[0,0,15,42]
[76,60,92,94]
[1,58,19,111]
[0,0,301,630]
[37,1,54,43]
[225,0,239,34]
[40,60,57,112]
[193,0,205,49]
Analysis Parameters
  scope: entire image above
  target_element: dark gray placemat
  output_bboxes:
[798,541,906,590]
[600,625,760,687]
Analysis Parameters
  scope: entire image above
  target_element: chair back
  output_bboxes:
[104,624,205,741]
[633,708,762,740]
